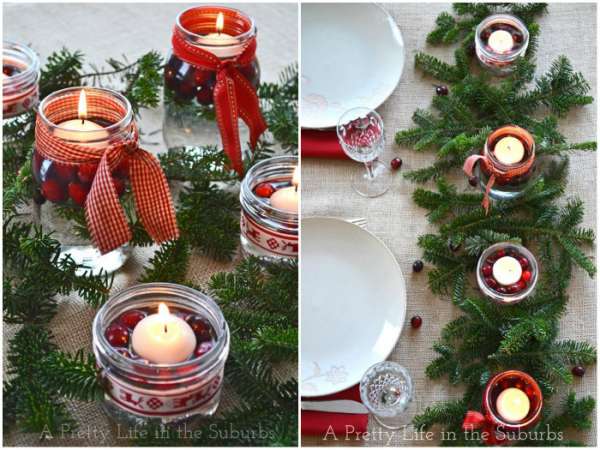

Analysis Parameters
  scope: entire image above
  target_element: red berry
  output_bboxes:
[41,179,67,203]
[468,176,479,187]
[507,284,520,294]
[52,163,76,183]
[77,163,98,184]
[522,271,532,282]
[517,280,527,291]
[519,257,529,269]
[112,177,126,196]
[572,366,585,377]
[194,68,213,86]
[485,277,498,289]
[119,310,146,329]
[68,182,89,206]
[390,158,402,171]
[435,85,449,96]
[413,260,424,273]
[482,264,493,277]
[410,315,423,329]
[186,315,214,342]
[195,341,213,357]
[113,158,129,179]
[255,182,275,198]
[496,286,508,294]
[105,323,129,347]
[495,249,506,259]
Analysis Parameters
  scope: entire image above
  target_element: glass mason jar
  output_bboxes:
[33,87,133,275]
[240,156,298,263]
[476,242,538,305]
[163,5,260,153]
[93,283,230,426]
[474,125,537,201]
[475,14,529,76]
[3,40,40,121]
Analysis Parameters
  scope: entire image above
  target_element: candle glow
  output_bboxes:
[493,256,523,286]
[496,387,530,423]
[488,29,514,53]
[494,136,525,165]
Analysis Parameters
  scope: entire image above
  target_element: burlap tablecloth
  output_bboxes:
[301,3,596,447]
[3,2,297,446]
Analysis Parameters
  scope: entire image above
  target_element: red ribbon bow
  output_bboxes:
[35,92,179,254]
[171,24,267,177]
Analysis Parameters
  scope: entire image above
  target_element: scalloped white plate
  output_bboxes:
[301,3,405,129]
[300,218,406,397]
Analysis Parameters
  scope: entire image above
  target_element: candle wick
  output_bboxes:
[164,324,168,333]
[295,185,298,193]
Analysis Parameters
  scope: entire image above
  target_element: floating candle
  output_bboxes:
[494,136,524,165]
[204,12,237,44]
[488,29,514,53]
[493,256,523,286]
[270,186,298,213]
[496,387,530,423]
[131,303,197,364]
[53,90,109,143]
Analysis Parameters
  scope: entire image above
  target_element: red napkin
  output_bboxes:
[301,129,348,159]
[301,385,369,436]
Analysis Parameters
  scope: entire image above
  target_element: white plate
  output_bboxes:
[301,3,405,129]
[301,217,406,397]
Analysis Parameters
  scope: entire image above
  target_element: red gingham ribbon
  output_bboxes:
[171,8,267,176]
[35,91,179,254]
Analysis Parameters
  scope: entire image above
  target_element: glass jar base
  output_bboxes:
[60,244,130,276]
[240,234,296,265]
[475,165,528,201]
[352,160,392,198]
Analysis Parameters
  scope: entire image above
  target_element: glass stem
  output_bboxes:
[364,160,375,180]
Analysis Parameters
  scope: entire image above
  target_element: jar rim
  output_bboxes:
[484,124,535,172]
[475,13,530,61]
[3,40,40,88]
[38,86,133,138]
[175,5,257,48]
[93,282,230,380]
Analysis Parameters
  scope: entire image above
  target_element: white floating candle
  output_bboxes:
[496,387,530,422]
[131,303,197,364]
[270,186,298,213]
[54,90,109,144]
[494,136,524,165]
[488,29,514,53]
[493,256,523,286]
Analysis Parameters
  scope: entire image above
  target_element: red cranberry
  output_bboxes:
[435,85,449,96]
[68,182,89,207]
[519,257,529,269]
[41,179,67,203]
[482,264,493,277]
[186,316,214,342]
[496,286,508,294]
[196,83,215,106]
[572,366,586,377]
[485,277,498,289]
[507,284,520,294]
[52,163,76,183]
[410,315,422,329]
[468,176,479,187]
[412,260,424,273]
[77,163,98,184]
[522,271,532,282]
[255,182,275,198]
[513,32,523,44]
[517,280,527,291]
[495,249,506,259]
[390,158,402,171]
[105,323,129,347]
[193,68,214,86]
[119,310,146,329]
[195,341,213,357]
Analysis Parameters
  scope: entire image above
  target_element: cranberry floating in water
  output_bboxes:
[119,310,146,329]
[187,315,214,342]
[195,341,213,357]
[106,323,129,347]
[482,264,493,277]
[41,179,67,203]
[255,182,275,198]
[519,257,529,269]
[52,163,76,183]
[522,270,532,282]
[77,163,98,184]
[68,182,89,206]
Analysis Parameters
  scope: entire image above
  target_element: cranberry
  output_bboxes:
[513,32,523,44]
[519,257,529,269]
[481,29,491,40]
[495,249,506,259]
[255,183,275,198]
[517,280,527,291]
[410,315,423,329]
[468,176,479,187]
[196,84,214,106]
[496,286,508,294]
[412,260,424,273]
[482,264,493,277]
[572,366,585,377]
[485,277,498,289]
[119,310,146,329]
[186,315,214,342]
[194,68,214,87]
[195,341,214,357]
[522,271,532,282]
[105,323,129,347]
[68,182,89,206]
[52,163,76,183]
[77,163,98,184]
[41,179,67,203]
[507,284,520,294]
[435,85,449,96]
[390,158,402,171]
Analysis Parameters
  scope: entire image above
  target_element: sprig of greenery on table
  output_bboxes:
[395,3,596,445]
[3,48,298,446]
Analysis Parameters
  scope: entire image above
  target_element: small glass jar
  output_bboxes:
[163,5,260,152]
[474,125,537,201]
[92,283,230,426]
[3,40,40,120]
[240,156,298,263]
[483,370,543,433]
[33,87,133,275]
[477,242,538,305]
[475,14,529,75]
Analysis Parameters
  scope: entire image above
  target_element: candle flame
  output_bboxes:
[215,12,224,34]
[158,303,170,333]
[292,166,300,188]
[77,89,88,122]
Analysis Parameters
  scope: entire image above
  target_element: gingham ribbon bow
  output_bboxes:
[172,18,267,177]
[35,93,179,254]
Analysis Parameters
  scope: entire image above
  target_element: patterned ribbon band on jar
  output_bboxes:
[35,90,179,254]
[241,210,298,257]
[171,6,267,177]
[463,125,535,213]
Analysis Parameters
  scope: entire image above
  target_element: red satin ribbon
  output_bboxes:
[35,92,179,254]
[171,24,267,177]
